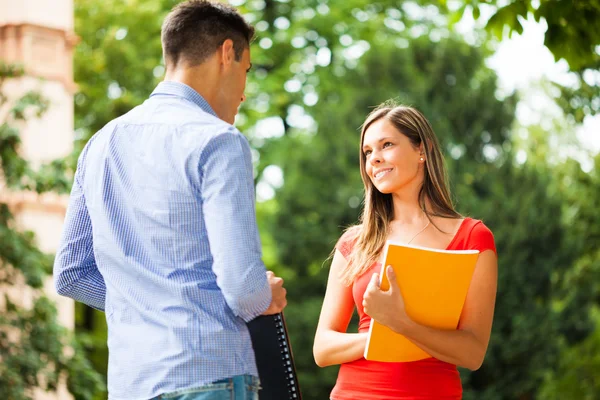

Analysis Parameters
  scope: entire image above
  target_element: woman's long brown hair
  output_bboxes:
[340,102,461,285]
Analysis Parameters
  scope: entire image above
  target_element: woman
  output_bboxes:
[313,102,497,399]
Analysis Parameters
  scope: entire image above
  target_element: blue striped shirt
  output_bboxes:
[54,81,272,400]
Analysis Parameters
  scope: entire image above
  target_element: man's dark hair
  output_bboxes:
[161,0,255,67]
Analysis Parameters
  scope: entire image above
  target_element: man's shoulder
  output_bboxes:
[156,101,241,140]
[81,118,119,152]
[86,100,246,150]
[82,113,128,149]
[116,96,219,129]
[180,108,238,134]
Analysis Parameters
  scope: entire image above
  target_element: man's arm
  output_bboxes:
[200,128,271,322]
[54,155,106,311]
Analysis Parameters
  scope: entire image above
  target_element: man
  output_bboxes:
[54,1,287,399]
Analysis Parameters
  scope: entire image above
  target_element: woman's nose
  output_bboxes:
[370,152,382,165]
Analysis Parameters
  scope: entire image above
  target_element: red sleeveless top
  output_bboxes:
[330,218,496,400]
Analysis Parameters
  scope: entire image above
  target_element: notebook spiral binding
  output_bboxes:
[274,314,300,399]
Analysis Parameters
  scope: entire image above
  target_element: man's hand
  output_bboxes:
[362,265,411,333]
[262,271,287,315]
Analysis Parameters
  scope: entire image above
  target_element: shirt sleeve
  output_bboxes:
[469,221,497,255]
[200,128,271,322]
[53,150,106,311]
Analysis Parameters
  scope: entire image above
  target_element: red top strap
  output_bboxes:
[447,218,497,255]
[336,226,359,259]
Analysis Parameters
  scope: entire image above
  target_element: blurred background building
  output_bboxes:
[0,0,77,398]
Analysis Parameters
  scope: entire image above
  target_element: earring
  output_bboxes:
[420,157,424,161]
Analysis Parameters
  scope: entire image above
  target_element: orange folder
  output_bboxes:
[364,241,480,362]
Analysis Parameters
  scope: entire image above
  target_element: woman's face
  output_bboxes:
[362,118,423,194]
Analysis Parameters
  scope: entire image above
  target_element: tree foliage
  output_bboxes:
[450,0,600,121]
[463,0,600,70]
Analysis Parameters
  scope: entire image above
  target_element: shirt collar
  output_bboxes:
[151,81,218,117]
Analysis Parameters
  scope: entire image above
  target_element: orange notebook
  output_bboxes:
[364,241,480,362]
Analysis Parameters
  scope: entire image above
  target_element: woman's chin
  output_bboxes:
[374,184,394,194]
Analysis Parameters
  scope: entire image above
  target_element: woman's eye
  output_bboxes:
[383,142,393,148]
[364,150,372,156]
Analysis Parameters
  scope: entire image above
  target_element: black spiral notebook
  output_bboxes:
[247,313,302,400]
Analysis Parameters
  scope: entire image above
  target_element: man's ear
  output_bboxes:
[219,39,236,67]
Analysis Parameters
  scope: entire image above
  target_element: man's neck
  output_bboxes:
[164,65,220,114]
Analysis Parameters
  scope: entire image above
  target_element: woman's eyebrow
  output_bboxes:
[363,137,394,149]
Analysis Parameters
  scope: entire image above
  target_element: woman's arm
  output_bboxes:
[313,249,368,367]
[363,250,497,371]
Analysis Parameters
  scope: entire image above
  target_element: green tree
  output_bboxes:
[74,0,175,142]
[460,162,588,400]
[537,152,600,399]
[500,97,600,398]
[539,309,600,399]
[0,62,104,399]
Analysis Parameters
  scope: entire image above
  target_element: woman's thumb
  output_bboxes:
[386,265,398,290]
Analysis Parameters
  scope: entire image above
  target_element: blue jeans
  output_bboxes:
[157,375,260,400]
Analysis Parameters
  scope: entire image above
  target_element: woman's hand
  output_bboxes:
[362,265,412,333]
